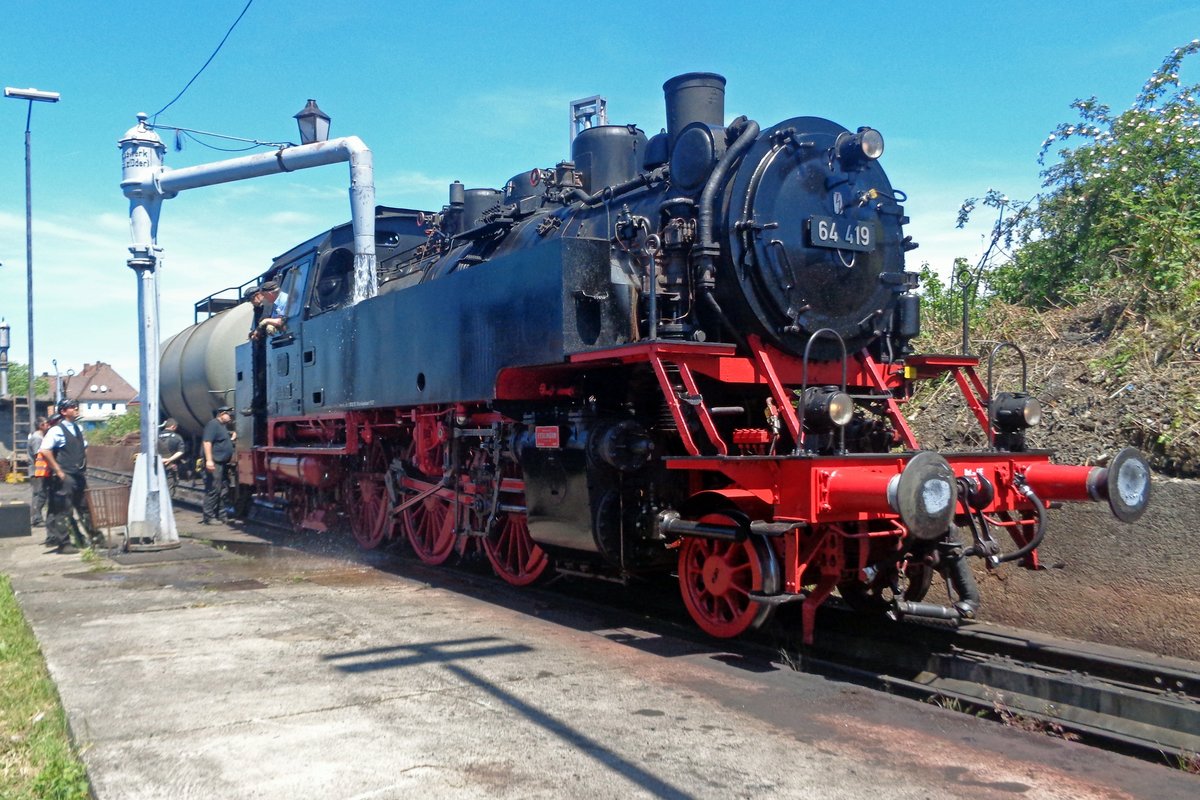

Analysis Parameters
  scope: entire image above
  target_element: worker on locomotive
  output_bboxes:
[159,73,1151,643]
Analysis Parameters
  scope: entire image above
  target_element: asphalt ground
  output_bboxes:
[0,480,1196,799]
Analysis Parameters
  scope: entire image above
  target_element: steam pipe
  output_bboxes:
[696,118,759,290]
[647,251,658,339]
[894,553,979,620]
[153,135,377,300]
[701,290,750,352]
[943,550,981,617]
[563,166,668,207]
[657,510,744,542]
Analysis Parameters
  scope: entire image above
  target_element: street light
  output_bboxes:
[293,99,330,145]
[5,86,60,448]
[0,319,10,397]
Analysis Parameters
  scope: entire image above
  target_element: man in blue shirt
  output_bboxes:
[249,280,286,340]
[40,400,95,552]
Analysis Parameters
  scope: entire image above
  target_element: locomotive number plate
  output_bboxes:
[808,216,876,252]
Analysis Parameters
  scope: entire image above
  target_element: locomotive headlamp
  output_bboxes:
[800,386,855,431]
[991,392,1042,431]
[837,127,884,166]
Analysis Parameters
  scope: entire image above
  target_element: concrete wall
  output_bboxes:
[961,477,1200,662]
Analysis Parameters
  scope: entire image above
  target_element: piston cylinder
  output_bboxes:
[267,455,340,489]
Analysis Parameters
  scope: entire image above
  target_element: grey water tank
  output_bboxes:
[159,303,251,438]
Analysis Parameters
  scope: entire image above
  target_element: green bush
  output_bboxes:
[89,408,141,445]
[961,42,1200,311]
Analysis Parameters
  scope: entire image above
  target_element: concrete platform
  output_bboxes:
[0,481,1196,799]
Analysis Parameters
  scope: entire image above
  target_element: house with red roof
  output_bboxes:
[59,362,137,429]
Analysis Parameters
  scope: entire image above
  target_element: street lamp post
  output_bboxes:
[293,99,330,145]
[0,319,10,398]
[5,87,60,444]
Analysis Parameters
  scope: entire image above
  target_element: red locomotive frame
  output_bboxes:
[236,335,1143,644]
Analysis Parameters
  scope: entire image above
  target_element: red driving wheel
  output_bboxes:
[483,511,550,586]
[678,530,779,638]
[348,475,391,550]
[402,494,457,565]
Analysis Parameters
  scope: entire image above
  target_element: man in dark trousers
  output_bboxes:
[39,400,95,553]
[243,279,281,421]
[157,418,186,498]
[202,406,236,524]
[27,416,51,526]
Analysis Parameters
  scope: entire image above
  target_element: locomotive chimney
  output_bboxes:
[663,72,726,151]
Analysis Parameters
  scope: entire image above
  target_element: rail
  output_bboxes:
[794,606,1200,764]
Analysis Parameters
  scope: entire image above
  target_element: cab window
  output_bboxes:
[275,255,314,321]
[309,248,354,317]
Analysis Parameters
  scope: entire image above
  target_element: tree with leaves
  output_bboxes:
[960,41,1200,310]
[2,363,51,398]
[89,408,142,445]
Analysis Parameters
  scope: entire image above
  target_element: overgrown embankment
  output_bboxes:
[910,295,1200,478]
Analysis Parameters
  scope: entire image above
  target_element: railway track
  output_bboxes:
[781,607,1200,766]
[86,465,1200,768]
[529,569,1200,766]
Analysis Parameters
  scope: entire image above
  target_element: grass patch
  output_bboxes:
[0,574,90,799]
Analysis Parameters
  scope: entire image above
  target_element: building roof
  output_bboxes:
[61,362,137,405]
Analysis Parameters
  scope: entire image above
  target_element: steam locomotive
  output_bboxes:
[160,73,1150,642]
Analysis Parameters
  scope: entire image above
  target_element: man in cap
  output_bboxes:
[247,279,284,341]
[157,418,186,498]
[202,406,236,524]
[39,399,95,552]
[243,279,284,422]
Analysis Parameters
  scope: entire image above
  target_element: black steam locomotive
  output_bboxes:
[161,73,1150,641]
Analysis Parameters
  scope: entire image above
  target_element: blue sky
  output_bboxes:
[1,1,1197,386]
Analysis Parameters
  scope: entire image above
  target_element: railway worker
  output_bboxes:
[27,416,51,526]
[244,279,283,422]
[157,418,186,498]
[40,400,96,553]
[248,279,284,341]
[202,406,236,524]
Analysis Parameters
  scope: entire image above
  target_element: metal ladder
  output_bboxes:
[10,395,31,476]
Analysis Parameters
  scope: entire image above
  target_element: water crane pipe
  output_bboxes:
[118,113,377,544]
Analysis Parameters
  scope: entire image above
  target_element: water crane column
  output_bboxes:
[118,112,376,544]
